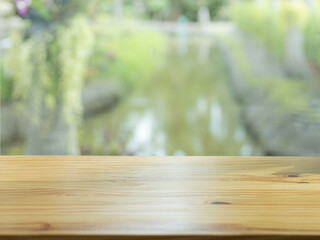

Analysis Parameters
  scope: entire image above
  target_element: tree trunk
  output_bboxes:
[26,86,79,155]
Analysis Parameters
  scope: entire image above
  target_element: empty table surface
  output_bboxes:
[1,156,320,240]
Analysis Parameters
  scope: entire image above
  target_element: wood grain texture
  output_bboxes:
[1,156,320,240]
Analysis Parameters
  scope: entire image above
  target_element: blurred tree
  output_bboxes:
[6,0,94,154]
[142,0,224,21]
[282,1,312,79]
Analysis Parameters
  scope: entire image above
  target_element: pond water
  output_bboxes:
[80,36,262,156]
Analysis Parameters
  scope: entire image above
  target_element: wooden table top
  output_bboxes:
[1,156,320,240]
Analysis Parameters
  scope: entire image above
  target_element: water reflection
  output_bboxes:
[209,101,224,140]
[127,110,155,155]
[79,36,262,156]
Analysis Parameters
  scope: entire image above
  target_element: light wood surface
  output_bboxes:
[1,156,320,240]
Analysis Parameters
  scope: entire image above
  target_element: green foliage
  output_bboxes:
[58,16,94,122]
[207,0,225,19]
[124,0,225,21]
[142,0,170,18]
[30,0,50,20]
[0,60,13,103]
[167,0,224,21]
[5,16,93,123]
[168,0,199,21]
[5,31,33,100]
[90,21,167,89]
[280,1,309,28]
[263,78,308,111]
[223,35,312,115]
[231,1,285,59]
[305,11,320,67]
[29,0,90,23]
[231,0,310,60]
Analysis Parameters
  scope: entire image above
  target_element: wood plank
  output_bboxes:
[0,156,320,240]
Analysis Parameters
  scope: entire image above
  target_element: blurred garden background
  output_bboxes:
[0,0,320,156]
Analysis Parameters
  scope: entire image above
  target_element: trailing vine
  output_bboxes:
[5,15,93,126]
[57,16,93,124]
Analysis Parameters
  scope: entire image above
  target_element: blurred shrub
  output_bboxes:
[223,36,311,115]
[231,0,310,60]
[90,21,167,89]
[5,15,93,123]
[231,1,285,59]
[0,60,14,103]
[113,0,225,21]
[141,0,171,19]
[144,0,225,21]
[280,1,309,28]
[29,0,97,22]
[305,10,320,68]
